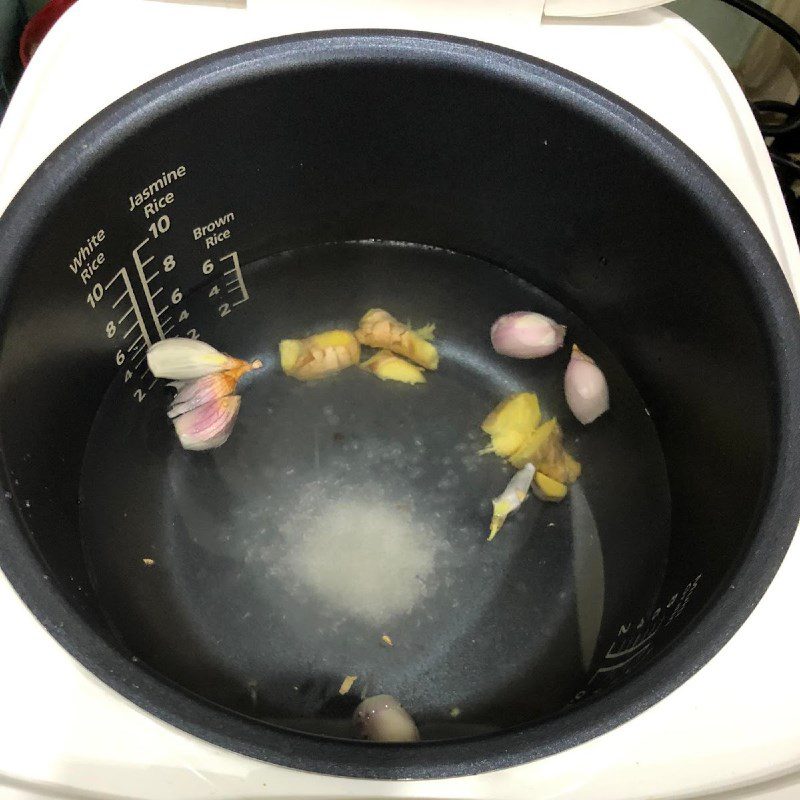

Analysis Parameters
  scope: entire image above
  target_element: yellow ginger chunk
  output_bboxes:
[361,350,426,385]
[279,329,360,381]
[508,417,581,484]
[532,471,568,502]
[482,392,581,486]
[355,309,439,370]
[481,393,541,458]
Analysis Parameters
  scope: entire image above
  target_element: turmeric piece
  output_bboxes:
[508,417,581,484]
[532,471,568,502]
[482,393,581,486]
[361,350,426,385]
[280,329,360,381]
[355,309,439,370]
[481,393,541,458]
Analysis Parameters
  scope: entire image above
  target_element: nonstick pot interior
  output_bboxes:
[0,33,798,779]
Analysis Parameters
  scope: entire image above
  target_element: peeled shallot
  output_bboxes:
[490,312,566,359]
[564,345,609,425]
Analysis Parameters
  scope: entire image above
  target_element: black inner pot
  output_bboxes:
[0,32,798,779]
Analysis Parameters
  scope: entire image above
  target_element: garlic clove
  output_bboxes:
[167,361,261,418]
[353,695,420,742]
[172,395,241,450]
[147,337,256,380]
[490,312,566,359]
[488,463,535,541]
[564,345,609,425]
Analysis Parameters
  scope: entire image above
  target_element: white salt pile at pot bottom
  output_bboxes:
[273,482,449,624]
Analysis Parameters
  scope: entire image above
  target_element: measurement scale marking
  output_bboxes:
[133,238,165,340]
[595,645,652,674]
[220,251,249,305]
[117,306,134,324]
[146,271,160,284]
[123,321,140,339]
[106,268,152,347]
[605,631,658,659]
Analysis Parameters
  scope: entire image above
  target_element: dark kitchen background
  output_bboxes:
[0,1,799,231]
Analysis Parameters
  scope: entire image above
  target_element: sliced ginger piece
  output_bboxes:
[508,417,581,484]
[355,309,439,370]
[532,471,568,502]
[361,350,426,385]
[415,323,436,341]
[279,329,360,381]
[481,393,541,458]
[508,418,558,470]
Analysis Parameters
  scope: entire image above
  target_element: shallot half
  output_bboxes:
[167,361,261,418]
[172,395,241,451]
[564,345,609,425]
[147,337,257,380]
[490,312,566,359]
[353,694,420,742]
